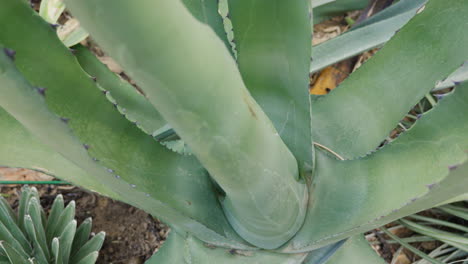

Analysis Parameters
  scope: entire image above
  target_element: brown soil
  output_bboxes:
[0,184,169,264]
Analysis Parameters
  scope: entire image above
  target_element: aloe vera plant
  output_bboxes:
[0,186,104,263]
[0,0,467,262]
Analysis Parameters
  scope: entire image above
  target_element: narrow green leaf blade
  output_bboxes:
[311,0,425,73]
[58,220,77,264]
[321,235,386,264]
[399,219,468,251]
[311,0,468,159]
[24,215,49,264]
[227,0,314,179]
[46,194,65,243]
[181,0,232,55]
[281,84,468,252]
[70,232,104,264]
[71,218,91,256]
[0,242,30,264]
[73,45,166,136]
[73,252,98,264]
[313,0,369,24]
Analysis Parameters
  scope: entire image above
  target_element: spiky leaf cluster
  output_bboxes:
[0,186,105,264]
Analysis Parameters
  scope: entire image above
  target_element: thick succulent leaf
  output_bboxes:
[70,232,104,264]
[399,219,468,252]
[24,215,48,264]
[181,0,232,55]
[65,0,308,249]
[227,0,314,178]
[146,231,308,264]
[71,218,92,256]
[313,0,369,24]
[322,235,385,264]
[27,198,50,260]
[380,227,443,264]
[310,0,425,73]
[51,201,75,239]
[73,252,98,264]
[0,242,30,264]
[281,83,468,252]
[435,62,468,91]
[439,205,468,221]
[73,45,166,136]
[311,0,468,159]
[0,221,30,259]
[46,195,65,243]
[58,220,77,264]
[0,196,30,253]
[51,238,60,264]
[0,0,250,249]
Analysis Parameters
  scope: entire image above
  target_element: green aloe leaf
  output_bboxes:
[51,238,60,264]
[27,198,50,260]
[181,0,232,55]
[24,215,48,264]
[146,231,308,264]
[319,235,386,264]
[73,45,167,136]
[52,201,75,239]
[0,0,250,249]
[311,0,468,159]
[0,221,30,259]
[310,0,426,73]
[227,0,314,179]
[281,83,468,252]
[65,0,308,249]
[313,0,369,24]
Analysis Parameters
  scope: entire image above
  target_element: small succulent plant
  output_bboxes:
[0,186,105,264]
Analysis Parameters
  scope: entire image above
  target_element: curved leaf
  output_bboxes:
[73,45,167,136]
[65,0,308,249]
[311,0,425,73]
[323,235,385,264]
[282,83,468,252]
[227,0,314,178]
[181,0,232,55]
[313,0,369,24]
[0,0,250,249]
[311,0,468,159]
[147,230,307,264]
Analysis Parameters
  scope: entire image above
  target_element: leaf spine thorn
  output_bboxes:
[3,48,16,60]
[35,87,47,96]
